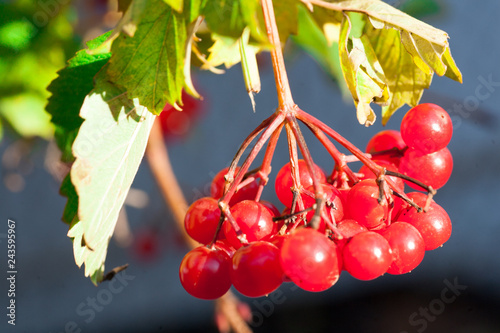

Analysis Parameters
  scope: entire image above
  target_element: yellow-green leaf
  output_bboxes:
[339,14,388,126]
[163,0,183,12]
[367,25,432,124]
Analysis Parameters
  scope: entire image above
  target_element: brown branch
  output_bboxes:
[146,120,253,333]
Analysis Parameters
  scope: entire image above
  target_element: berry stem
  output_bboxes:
[285,121,305,215]
[297,108,405,194]
[302,120,359,186]
[254,123,285,201]
[146,121,252,333]
[221,112,285,205]
[224,114,275,193]
[261,0,295,110]
[287,115,324,230]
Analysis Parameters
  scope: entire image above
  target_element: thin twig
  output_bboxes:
[145,121,252,333]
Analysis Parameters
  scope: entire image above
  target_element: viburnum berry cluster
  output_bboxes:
[178,102,453,300]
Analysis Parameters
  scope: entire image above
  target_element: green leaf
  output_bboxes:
[69,68,156,284]
[203,0,266,42]
[305,0,462,123]
[163,0,183,12]
[291,6,347,97]
[60,173,78,224]
[366,25,432,124]
[204,34,241,69]
[107,0,186,114]
[46,31,112,162]
[339,14,388,126]
[273,0,299,42]
[91,0,148,55]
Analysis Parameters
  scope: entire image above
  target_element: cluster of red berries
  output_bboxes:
[179,103,453,300]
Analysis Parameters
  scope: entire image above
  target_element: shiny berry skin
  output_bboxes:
[335,219,368,249]
[379,222,425,274]
[184,197,222,244]
[280,228,340,292]
[345,179,389,230]
[342,231,393,280]
[399,147,453,190]
[302,183,344,223]
[179,246,231,300]
[397,192,452,250]
[230,241,284,297]
[358,161,405,192]
[211,167,259,206]
[366,130,406,166]
[400,103,453,154]
[214,239,236,258]
[275,159,326,208]
[260,200,281,217]
[223,200,277,249]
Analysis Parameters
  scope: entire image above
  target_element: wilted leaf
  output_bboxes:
[339,14,388,126]
[367,25,432,124]
[304,0,462,123]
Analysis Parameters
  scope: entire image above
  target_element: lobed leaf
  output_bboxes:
[339,14,388,126]
[304,0,462,124]
[203,0,267,43]
[69,68,155,284]
[107,0,186,114]
[46,31,112,162]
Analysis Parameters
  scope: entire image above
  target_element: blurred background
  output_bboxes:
[1,0,500,332]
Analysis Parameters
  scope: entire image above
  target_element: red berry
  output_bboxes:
[397,192,452,250]
[366,130,406,166]
[223,200,277,249]
[400,103,452,154]
[399,147,453,191]
[231,241,284,297]
[335,219,368,249]
[275,159,326,208]
[379,222,425,274]
[184,197,222,244]
[179,246,231,300]
[260,200,281,217]
[211,167,260,206]
[358,161,405,192]
[280,228,340,292]
[301,183,344,224]
[342,231,393,280]
[214,239,237,258]
[345,179,389,230]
